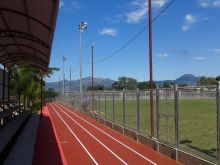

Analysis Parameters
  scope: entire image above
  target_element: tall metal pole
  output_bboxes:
[149,0,154,137]
[79,22,87,98]
[80,30,83,96]
[174,85,179,161]
[62,56,67,94]
[92,42,94,114]
[70,68,71,92]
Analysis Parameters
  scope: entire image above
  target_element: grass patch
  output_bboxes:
[95,98,217,163]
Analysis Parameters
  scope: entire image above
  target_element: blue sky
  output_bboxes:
[48,0,220,82]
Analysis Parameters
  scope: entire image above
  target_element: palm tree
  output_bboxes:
[10,66,59,111]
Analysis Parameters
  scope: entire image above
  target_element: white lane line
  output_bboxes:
[54,103,128,165]
[49,103,99,165]
[56,103,157,165]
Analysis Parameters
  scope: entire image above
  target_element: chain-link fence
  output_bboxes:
[58,85,220,164]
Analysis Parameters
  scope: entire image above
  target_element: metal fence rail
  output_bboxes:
[57,85,220,164]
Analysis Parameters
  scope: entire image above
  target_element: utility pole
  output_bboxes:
[149,0,154,137]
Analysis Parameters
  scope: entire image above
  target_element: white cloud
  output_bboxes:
[181,25,190,32]
[181,14,197,32]
[172,49,190,56]
[213,0,220,7]
[126,8,146,23]
[185,14,197,24]
[158,53,169,58]
[125,0,168,24]
[153,0,168,8]
[193,56,207,60]
[98,28,117,36]
[71,1,81,10]
[59,0,64,9]
[198,0,211,7]
[181,14,209,32]
[60,1,81,12]
[198,0,220,8]
[213,49,220,53]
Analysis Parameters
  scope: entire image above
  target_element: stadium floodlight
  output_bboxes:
[79,21,88,98]
[79,22,87,32]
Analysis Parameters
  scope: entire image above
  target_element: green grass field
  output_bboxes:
[94,98,217,163]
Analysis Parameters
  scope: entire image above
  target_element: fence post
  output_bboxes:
[123,89,125,135]
[91,92,94,119]
[136,88,140,142]
[156,85,160,151]
[112,89,115,127]
[174,84,179,161]
[217,81,220,164]
[98,91,100,122]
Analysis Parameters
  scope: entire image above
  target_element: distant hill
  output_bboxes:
[155,74,199,86]
[174,74,199,85]
[46,74,200,91]
[46,77,115,92]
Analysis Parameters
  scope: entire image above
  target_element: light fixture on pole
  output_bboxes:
[62,55,67,94]
[79,21,87,97]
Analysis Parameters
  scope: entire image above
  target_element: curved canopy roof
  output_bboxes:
[0,0,59,71]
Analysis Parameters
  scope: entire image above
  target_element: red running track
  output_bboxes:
[46,102,180,165]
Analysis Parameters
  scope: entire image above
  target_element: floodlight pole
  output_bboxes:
[80,29,82,96]
[70,68,71,92]
[92,42,94,114]
[79,22,87,98]
[149,0,154,137]
[62,56,66,94]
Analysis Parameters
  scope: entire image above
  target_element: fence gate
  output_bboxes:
[157,88,177,148]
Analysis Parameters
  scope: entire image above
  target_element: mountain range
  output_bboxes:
[46,74,200,92]
[46,77,115,92]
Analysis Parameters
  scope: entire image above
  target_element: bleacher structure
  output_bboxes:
[0,0,59,163]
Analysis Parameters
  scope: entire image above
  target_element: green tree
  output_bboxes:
[216,76,220,82]
[199,76,217,85]
[45,88,58,98]
[163,81,172,88]
[10,66,59,110]
[87,85,104,91]
[137,81,149,90]
[112,77,137,90]
[137,81,156,89]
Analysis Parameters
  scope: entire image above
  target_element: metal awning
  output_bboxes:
[0,0,59,71]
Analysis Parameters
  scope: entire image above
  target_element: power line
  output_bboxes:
[85,0,176,64]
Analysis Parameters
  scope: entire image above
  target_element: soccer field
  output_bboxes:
[96,99,217,163]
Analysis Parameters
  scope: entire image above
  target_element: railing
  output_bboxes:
[58,84,219,164]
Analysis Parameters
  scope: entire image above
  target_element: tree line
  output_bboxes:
[87,76,220,91]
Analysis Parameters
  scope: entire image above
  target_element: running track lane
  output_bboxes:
[48,102,180,165]
[49,103,126,165]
